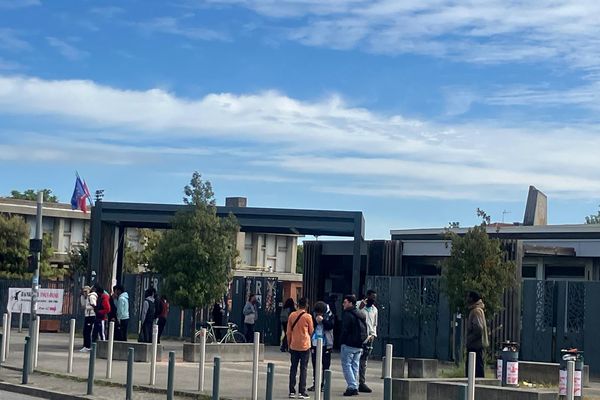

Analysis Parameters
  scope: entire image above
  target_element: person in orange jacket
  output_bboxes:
[286,297,314,399]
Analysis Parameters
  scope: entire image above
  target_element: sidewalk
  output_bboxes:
[1,330,384,400]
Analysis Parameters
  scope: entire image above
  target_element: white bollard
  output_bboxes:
[33,315,40,368]
[106,321,115,379]
[198,327,207,392]
[315,338,323,400]
[5,312,11,358]
[467,352,476,400]
[67,318,76,373]
[385,343,393,379]
[150,323,158,385]
[567,360,575,400]
[1,313,7,363]
[18,304,23,333]
[252,332,260,400]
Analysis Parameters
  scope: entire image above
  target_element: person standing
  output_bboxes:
[280,298,296,352]
[243,293,258,343]
[308,301,334,392]
[340,295,367,397]
[113,285,129,341]
[357,290,378,393]
[286,297,313,399]
[92,284,110,342]
[79,286,96,352]
[139,288,156,343]
[212,302,224,341]
[157,295,169,343]
[466,291,488,378]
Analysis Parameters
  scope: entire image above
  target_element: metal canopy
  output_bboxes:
[90,201,365,292]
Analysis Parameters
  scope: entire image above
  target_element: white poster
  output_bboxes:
[575,370,582,397]
[7,288,64,315]
[506,361,519,385]
[496,359,503,380]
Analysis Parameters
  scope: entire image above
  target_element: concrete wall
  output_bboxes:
[427,382,556,400]
[183,343,265,363]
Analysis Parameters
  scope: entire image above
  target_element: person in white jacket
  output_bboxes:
[80,286,97,352]
[357,290,378,393]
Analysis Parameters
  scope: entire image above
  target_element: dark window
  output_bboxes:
[522,265,537,278]
[545,265,585,279]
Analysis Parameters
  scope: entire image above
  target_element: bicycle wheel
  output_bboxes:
[231,331,246,343]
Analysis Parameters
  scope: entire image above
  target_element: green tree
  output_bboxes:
[152,172,239,342]
[296,244,304,274]
[124,228,163,273]
[10,189,59,203]
[0,214,30,279]
[441,209,516,316]
[69,239,89,275]
[40,232,65,280]
[585,206,600,224]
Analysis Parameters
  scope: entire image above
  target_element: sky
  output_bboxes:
[1,0,600,239]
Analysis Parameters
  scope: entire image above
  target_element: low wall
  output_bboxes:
[183,343,265,363]
[407,358,438,378]
[427,382,556,400]
[519,361,590,387]
[392,378,499,400]
[381,357,405,379]
[97,341,162,363]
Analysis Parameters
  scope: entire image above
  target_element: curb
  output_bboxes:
[0,381,90,400]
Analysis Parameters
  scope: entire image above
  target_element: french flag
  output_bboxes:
[70,174,91,213]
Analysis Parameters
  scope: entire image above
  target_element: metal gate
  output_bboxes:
[366,276,451,361]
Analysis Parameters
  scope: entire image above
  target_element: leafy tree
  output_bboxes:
[152,172,239,342]
[124,228,163,273]
[39,232,66,280]
[69,239,89,275]
[0,214,30,279]
[296,244,304,274]
[585,206,600,224]
[10,189,58,203]
[441,209,516,316]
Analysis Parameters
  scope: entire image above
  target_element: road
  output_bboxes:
[0,391,44,399]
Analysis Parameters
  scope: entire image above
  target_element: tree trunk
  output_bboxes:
[191,307,197,343]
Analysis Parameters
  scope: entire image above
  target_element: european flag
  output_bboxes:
[70,176,88,213]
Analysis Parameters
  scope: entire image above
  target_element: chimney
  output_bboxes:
[523,186,547,226]
[225,197,247,207]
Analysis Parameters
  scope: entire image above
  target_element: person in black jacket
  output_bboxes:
[307,301,335,392]
[339,295,367,397]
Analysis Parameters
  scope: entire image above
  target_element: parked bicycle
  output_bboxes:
[195,321,246,343]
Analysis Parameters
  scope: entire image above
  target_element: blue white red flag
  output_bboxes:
[70,175,90,213]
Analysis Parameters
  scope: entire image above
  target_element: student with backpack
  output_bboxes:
[340,294,367,397]
[92,284,111,342]
[286,297,314,399]
[156,295,169,343]
[139,288,156,343]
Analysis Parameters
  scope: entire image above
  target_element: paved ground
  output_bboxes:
[0,389,43,399]
[1,330,385,400]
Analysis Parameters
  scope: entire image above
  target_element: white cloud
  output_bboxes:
[204,0,600,70]
[0,28,31,51]
[0,0,39,9]
[1,74,600,200]
[137,17,229,41]
[46,37,89,61]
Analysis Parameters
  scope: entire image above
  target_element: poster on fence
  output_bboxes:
[7,288,64,315]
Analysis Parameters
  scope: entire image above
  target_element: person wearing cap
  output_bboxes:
[80,286,97,352]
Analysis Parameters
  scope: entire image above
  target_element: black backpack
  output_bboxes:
[144,299,156,324]
[351,311,368,344]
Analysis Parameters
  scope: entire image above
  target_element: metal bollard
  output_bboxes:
[5,312,11,359]
[213,356,221,400]
[126,348,134,400]
[106,321,115,379]
[323,370,332,400]
[67,318,76,373]
[167,351,175,400]
[1,313,7,363]
[33,315,40,369]
[266,362,275,400]
[19,304,23,333]
[384,377,392,400]
[150,323,158,385]
[22,336,31,384]
[87,343,96,395]
[385,343,393,378]
[315,338,323,400]
[198,327,207,392]
[252,332,260,400]
[567,360,575,400]
[467,352,475,400]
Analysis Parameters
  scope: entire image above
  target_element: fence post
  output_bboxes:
[323,370,332,400]
[1,313,7,363]
[385,343,393,378]
[150,323,158,385]
[18,304,23,333]
[67,318,76,373]
[567,360,575,400]
[6,312,11,358]
[315,338,323,400]
[213,356,221,400]
[33,315,40,369]
[198,327,207,392]
[126,348,134,400]
[167,351,175,400]
[106,321,115,379]
[467,352,475,400]
[266,362,275,400]
[252,332,260,400]
[87,343,97,395]
[21,336,31,384]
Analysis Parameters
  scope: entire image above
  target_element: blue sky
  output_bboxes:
[2,0,600,238]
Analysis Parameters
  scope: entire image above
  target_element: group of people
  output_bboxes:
[79,284,170,351]
[280,290,379,398]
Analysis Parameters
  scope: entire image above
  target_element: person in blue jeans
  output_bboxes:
[340,294,367,396]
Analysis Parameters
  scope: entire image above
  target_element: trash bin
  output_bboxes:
[559,349,584,399]
[500,341,519,387]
